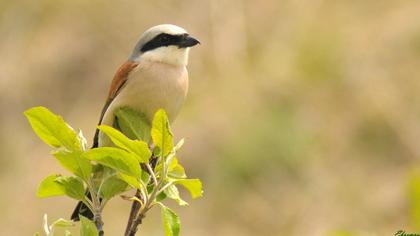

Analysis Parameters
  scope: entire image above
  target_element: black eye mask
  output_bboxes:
[141,33,186,52]
[141,33,199,52]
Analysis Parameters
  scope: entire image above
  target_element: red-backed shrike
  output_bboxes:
[71,24,199,221]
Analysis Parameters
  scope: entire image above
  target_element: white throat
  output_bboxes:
[138,46,190,66]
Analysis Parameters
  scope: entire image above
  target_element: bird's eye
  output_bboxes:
[161,35,170,42]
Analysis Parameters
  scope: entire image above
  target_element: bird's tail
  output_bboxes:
[71,192,94,221]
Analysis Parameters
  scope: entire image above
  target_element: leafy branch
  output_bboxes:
[25,106,203,236]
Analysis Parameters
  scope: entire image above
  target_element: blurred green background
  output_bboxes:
[1,0,420,235]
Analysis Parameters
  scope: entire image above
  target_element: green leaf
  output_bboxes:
[174,139,184,151]
[51,218,75,228]
[156,191,167,201]
[327,231,357,236]
[53,150,92,180]
[91,165,109,187]
[159,203,180,236]
[98,125,151,163]
[175,179,203,199]
[156,157,186,179]
[118,173,142,189]
[168,158,186,179]
[37,175,85,200]
[80,216,98,236]
[37,174,65,198]
[140,170,150,184]
[24,106,80,150]
[55,176,85,200]
[114,107,151,142]
[151,109,173,157]
[408,169,420,230]
[168,156,179,171]
[83,147,141,178]
[100,175,128,200]
[164,184,188,206]
[77,129,88,151]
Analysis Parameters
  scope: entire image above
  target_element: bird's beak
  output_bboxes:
[179,35,200,48]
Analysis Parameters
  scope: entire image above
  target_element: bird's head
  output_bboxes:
[129,24,200,66]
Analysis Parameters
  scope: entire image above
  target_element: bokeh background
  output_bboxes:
[1,0,420,235]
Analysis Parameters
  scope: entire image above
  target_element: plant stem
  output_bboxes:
[146,164,158,186]
[88,178,104,235]
[94,211,104,236]
[124,155,158,236]
[124,190,142,236]
[126,212,146,236]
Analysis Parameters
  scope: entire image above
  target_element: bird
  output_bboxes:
[71,24,200,221]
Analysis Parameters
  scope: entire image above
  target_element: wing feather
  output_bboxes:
[92,61,139,148]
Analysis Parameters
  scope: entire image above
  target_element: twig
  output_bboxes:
[126,212,146,236]
[87,178,104,236]
[94,212,104,236]
[124,190,142,236]
[146,163,158,186]
[124,155,158,236]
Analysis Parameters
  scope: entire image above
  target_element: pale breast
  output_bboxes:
[99,61,188,146]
